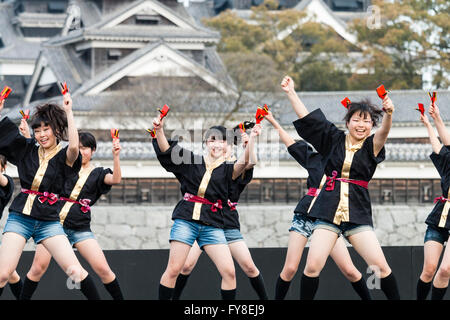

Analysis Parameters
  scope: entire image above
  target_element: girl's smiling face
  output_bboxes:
[346,111,373,141]
[33,122,57,149]
[206,136,227,159]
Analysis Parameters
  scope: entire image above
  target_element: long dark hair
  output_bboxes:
[343,99,383,127]
[30,103,68,142]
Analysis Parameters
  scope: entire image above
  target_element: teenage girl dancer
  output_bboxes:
[19,131,124,300]
[264,111,372,300]
[281,76,400,300]
[172,126,269,300]
[0,93,100,299]
[417,101,450,300]
[0,154,23,299]
[152,114,252,300]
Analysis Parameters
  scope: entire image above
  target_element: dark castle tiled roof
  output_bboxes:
[5,89,449,125]
[91,141,435,161]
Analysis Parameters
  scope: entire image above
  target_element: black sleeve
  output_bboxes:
[0,117,33,165]
[0,175,14,219]
[365,134,385,164]
[237,167,254,195]
[293,108,344,158]
[0,175,14,204]
[287,140,316,168]
[97,168,113,195]
[152,139,194,174]
[430,146,450,178]
[62,148,82,178]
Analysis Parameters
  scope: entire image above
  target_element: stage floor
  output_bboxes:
[4,247,447,300]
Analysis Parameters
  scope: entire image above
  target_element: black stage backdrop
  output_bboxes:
[3,246,448,300]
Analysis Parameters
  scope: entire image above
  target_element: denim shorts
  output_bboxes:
[3,212,66,244]
[224,228,244,244]
[314,218,373,239]
[63,227,96,247]
[289,214,315,238]
[424,224,449,245]
[169,219,227,249]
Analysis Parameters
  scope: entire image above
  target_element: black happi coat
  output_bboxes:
[425,146,450,230]
[0,117,81,221]
[153,139,234,229]
[0,174,14,219]
[223,167,254,230]
[294,109,385,226]
[287,140,326,217]
[60,166,112,231]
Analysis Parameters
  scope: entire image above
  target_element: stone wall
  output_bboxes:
[0,204,433,251]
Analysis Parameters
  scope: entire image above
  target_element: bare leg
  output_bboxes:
[229,240,268,299]
[8,271,21,284]
[347,231,391,277]
[160,240,192,288]
[26,243,52,282]
[40,235,88,282]
[348,230,400,300]
[229,240,259,278]
[280,231,308,281]
[303,229,339,277]
[329,237,362,282]
[433,237,450,288]
[0,233,27,287]
[420,241,443,283]
[203,244,236,290]
[180,241,202,275]
[75,239,115,284]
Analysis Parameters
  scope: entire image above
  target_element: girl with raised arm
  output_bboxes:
[417,102,450,300]
[152,114,250,300]
[20,132,124,300]
[172,125,268,300]
[0,154,23,299]
[281,76,400,300]
[265,111,371,300]
[0,92,100,300]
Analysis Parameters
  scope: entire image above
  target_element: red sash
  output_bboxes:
[306,188,320,197]
[21,188,58,205]
[183,193,223,212]
[325,170,369,191]
[434,196,450,203]
[59,197,92,213]
[227,200,238,211]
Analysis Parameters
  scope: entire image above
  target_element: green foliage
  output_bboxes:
[350,0,449,89]
[295,61,349,91]
[204,0,449,91]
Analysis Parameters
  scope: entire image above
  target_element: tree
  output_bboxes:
[296,61,349,91]
[219,52,283,124]
[203,0,355,93]
[203,10,267,53]
[350,0,450,89]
